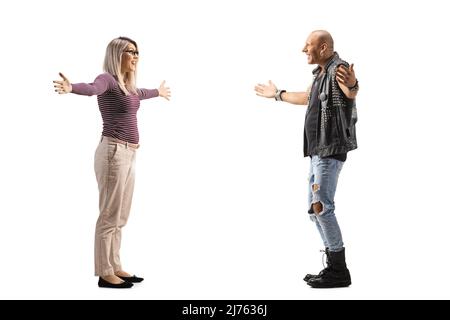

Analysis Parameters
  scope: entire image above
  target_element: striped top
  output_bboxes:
[71,72,159,144]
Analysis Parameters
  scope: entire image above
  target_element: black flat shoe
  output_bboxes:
[98,277,133,288]
[117,275,144,283]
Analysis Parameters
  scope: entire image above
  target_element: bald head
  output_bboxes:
[311,30,334,52]
[303,30,335,66]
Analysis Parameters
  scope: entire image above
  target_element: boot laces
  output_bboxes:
[320,249,327,269]
[318,249,331,275]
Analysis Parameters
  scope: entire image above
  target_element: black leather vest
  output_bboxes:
[303,53,358,158]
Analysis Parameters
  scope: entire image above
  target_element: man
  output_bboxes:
[254,30,359,288]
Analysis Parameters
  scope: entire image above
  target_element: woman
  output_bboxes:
[53,36,171,288]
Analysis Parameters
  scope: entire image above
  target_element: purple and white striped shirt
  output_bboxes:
[71,72,159,144]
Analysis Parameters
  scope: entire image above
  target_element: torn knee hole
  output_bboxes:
[312,201,323,214]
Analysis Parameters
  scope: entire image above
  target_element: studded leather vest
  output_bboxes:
[303,52,358,158]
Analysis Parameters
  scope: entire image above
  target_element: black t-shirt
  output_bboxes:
[304,73,347,162]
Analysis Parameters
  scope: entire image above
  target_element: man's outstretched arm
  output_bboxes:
[255,80,310,105]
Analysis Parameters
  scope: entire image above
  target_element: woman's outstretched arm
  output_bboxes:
[53,72,112,96]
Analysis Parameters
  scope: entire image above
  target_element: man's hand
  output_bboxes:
[254,80,277,98]
[336,64,356,88]
[336,64,358,99]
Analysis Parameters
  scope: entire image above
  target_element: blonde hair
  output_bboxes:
[103,37,138,95]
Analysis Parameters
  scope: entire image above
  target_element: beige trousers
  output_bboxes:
[94,136,137,276]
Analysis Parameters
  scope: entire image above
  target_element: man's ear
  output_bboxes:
[320,43,328,56]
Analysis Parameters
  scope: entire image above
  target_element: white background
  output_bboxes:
[0,0,449,300]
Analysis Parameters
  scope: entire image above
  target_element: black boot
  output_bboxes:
[307,248,351,288]
[303,248,330,282]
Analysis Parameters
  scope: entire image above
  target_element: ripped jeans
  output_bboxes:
[308,155,344,252]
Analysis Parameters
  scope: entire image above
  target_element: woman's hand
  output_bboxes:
[53,72,72,94]
[158,80,171,101]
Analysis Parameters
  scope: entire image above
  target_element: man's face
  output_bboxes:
[302,33,321,65]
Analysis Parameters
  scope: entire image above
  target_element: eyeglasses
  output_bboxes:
[124,49,139,57]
